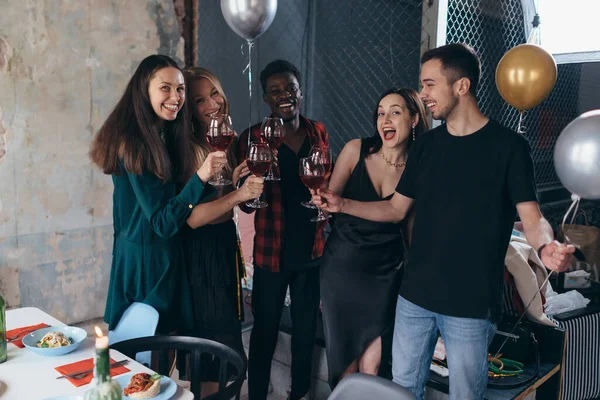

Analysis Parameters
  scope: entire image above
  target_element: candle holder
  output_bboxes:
[84,326,122,400]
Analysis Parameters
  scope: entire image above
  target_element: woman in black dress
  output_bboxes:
[320,88,429,388]
[181,67,264,398]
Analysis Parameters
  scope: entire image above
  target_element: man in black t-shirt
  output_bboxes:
[312,44,575,399]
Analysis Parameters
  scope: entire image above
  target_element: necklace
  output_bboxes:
[379,149,406,168]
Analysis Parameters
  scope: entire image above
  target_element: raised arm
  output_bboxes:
[127,171,213,239]
[517,201,574,272]
[327,139,361,195]
[312,188,413,223]
[126,151,227,238]
[187,173,263,229]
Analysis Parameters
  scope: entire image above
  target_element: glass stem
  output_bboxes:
[268,151,275,178]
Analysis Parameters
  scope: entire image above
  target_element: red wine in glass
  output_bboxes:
[261,117,284,181]
[247,160,271,176]
[207,134,234,151]
[300,175,325,190]
[246,142,272,209]
[303,145,333,208]
[299,157,331,222]
[206,114,234,186]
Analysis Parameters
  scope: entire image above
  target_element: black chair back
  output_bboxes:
[111,335,246,400]
[328,373,415,400]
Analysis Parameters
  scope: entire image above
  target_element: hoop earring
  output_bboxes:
[412,126,416,141]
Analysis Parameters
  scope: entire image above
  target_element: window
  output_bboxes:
[538,0,600,63]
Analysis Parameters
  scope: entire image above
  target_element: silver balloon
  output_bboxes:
[554,110,600,200]
[221,0,278,41]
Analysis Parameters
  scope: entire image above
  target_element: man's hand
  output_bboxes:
[310,188,343,213]
[540,240,576,272]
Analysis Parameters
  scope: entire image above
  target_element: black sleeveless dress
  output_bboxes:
[181,219,246,381]
[320,139,404,388]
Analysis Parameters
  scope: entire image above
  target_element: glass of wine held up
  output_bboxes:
[261,117,284,181]
[301,144,333,209]
[299,156,331,222]
[246,142,272,209]
[206,114,235,186]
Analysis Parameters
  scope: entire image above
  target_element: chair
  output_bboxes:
[111,335,247,400]
[108,302,159,366]
[328,373,416,400]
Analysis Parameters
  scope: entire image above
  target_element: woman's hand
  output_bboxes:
[233,160,251,187]
[197,151,227,183]
[237,175,265,202]
[310,188,343,213]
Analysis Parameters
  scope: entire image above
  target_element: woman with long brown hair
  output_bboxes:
[180,67,263,397]
[319,87,429,388]
[89,55,227,334]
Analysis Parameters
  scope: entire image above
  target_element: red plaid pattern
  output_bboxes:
[237,115,329,272]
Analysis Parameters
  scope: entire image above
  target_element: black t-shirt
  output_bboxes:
[396,119,537,321]
[279,136,317,270]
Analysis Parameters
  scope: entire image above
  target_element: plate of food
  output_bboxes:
[21,326,87,357]
[114,373,177,399]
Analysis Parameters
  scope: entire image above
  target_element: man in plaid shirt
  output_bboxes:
[237,60,329,400]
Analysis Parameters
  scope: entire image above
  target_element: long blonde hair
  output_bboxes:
[183,67,237,178]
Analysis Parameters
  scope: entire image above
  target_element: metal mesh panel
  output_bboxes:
[527,64,582,187]
[310,0,424,154]
[196,0,423,155]
[445,0,583,188]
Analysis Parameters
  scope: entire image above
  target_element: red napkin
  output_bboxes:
[6,323,50,348]
[55,357,131,387]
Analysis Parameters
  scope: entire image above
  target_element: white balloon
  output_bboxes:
[554,110,600,200]
[221,0,278,41]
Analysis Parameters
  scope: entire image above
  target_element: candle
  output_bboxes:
[94,326,109,349]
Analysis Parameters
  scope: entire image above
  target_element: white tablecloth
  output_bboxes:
[0,307,193,400]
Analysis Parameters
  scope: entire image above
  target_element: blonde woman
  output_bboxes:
[181,67,262,397]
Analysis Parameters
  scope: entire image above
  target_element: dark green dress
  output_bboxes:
[104,169,214,334]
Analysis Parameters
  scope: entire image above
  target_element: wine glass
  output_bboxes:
[299,157,331,222]
[301,145,333,209]
[245,142,272,209]
[261,117,284,181]
[206,114,235,186]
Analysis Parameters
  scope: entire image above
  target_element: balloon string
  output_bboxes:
[517,111,526,134]
[561,194,581,233]
[242,40,255,152]
[235,39,255,292]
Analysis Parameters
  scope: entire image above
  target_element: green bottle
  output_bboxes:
[0,294,6,363]
[83,332,122,400]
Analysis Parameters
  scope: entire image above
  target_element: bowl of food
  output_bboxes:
[21,326,87,356]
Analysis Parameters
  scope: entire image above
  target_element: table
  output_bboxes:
[0,307,193,400]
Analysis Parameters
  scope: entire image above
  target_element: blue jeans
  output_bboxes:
[392,296,497,400]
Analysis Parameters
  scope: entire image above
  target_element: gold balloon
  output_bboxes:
[495,44,557,111]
